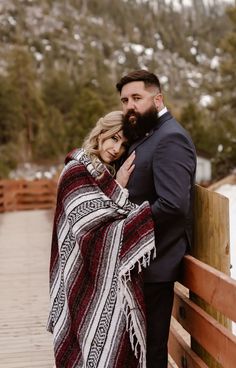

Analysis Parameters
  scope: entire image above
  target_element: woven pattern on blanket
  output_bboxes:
[47,149,155,368]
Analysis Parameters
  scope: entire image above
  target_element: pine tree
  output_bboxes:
[211,5,236,178]
[7,47,45,161]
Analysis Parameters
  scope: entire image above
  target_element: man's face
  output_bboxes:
[120,81,157,121]
[120,80,162,142]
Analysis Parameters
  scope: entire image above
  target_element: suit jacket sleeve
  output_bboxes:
[150,131,196,224]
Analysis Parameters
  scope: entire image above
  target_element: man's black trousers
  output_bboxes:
[144,281,174,368]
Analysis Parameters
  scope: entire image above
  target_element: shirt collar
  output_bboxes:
[158,106,168,118]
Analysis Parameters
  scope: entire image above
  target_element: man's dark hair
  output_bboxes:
[116,69,161,93]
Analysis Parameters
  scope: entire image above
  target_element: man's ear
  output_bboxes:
[153,93,164,111]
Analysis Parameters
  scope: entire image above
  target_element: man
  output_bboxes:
[116,70,196,368]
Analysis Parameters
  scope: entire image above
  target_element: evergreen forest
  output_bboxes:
[0,0,235,179]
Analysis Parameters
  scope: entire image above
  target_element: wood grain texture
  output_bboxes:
[0,210,54,368]
[181,255,236,322]
[172,288,236,368]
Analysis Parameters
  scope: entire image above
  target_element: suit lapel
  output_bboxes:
[129,132,152,153]
[128,111,172,153]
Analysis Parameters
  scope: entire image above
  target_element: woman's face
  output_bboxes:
[99,130,128,163]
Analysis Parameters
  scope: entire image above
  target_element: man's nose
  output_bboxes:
[127,99,135,110]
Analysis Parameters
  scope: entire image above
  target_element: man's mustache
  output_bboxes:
[125,110,140,125]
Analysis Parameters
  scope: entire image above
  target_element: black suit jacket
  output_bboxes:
[127,111,196,282]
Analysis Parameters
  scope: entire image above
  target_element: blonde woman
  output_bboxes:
[47,111,156,368]
[82,110,135,187]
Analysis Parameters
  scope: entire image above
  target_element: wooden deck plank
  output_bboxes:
[0,210,54,368]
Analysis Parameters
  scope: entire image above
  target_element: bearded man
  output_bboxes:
[116,70,197,368]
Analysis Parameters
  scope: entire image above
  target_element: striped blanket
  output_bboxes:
[47,149,155,368]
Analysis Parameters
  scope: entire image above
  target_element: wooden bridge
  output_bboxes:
[0,178,236,367]
[0,209,54,368]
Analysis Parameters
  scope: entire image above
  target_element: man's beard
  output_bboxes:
[123,106,158,143]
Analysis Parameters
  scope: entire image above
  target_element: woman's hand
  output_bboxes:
[116,151,135,188]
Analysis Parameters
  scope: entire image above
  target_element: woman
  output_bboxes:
[47,111,155,368]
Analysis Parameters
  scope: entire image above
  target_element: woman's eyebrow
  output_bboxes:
[116,132,122,139]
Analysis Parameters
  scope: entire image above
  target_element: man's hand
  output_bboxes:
[116,151,135,188]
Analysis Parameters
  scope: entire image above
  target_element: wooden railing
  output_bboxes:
[168,181,236,368]
[0,179,57,212]
[169,255,236,368]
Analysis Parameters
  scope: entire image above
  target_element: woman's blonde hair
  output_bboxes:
[82,111,125,174]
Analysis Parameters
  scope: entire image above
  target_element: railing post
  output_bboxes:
[191,184,231,367]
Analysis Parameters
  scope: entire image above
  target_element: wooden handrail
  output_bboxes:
[169,326,208,368]
[173,286,236,367]
[0,179,57,212]
[169,255,236,368]
[181,255,236,322]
